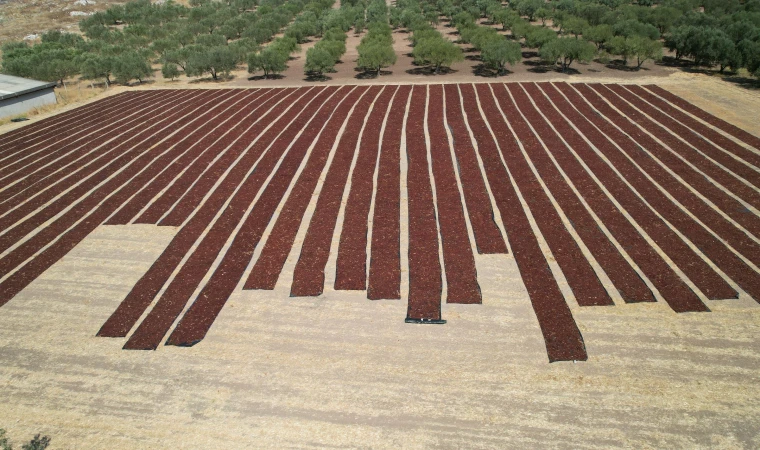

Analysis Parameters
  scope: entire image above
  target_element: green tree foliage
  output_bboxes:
[535,7,551,26]
[481,39,522,74]
[613,19,660,40]
[608,35,663,68]
[0,31,83,86]
[583,24,614,49]
[305,46,335,77]
[113,51,153,84]
[492,9,520,31]
[513,0,544,21]
[412,35,464,73]
[666,26,737,68]
[357,42,398,75]
[366,0,389,24]
[563,16,589,39]
[162,62,181,80]
[1,0,337,86]
[78,52,115,86]
[524,26,558,48]
[247,46,289,78]
[356,22,396,75]
[540,37,596,71]
[185,45,237,80]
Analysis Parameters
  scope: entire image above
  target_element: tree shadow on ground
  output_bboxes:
[405,66,458,76]
[524,59,553,73]
[247,74,285,81]
[125,79,156,87]
[656,56,760,90]
[354,69,393,79]
[188,74,235,84]
[656,55,694,69]
[524,60,581,74]
[605,60,648,72]
[304,72,331,82]
[472,64,513,78]
[722,75,760,90]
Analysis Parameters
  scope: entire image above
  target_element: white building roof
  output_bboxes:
[0,74,57,101]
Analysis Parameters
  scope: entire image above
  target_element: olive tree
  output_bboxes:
[540,37,596,72]
[481,39,522,75]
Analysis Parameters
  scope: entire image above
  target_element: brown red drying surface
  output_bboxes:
[106,88,274,225]
[643,85,760,151]
[97,87,330,337]
[565,83,735,302]
[589,88,760,241]
[540,82,710,311]
[627,85,760,169]
[582,83,760,300]
[442,84,507,255]
[0,90,158,161]
[166,87,363,348]
[426,84,481,304]
[596,86,760,270]
[460,83,587,362]
[587,84,760,301]
[119,89,290,226]
[0,90,238,306]
[514,83,654,304]
[367,85,409,300]
[2,82,759,362]
[243,86,373,293]
[122,86,351,349]
[483,84,613,307]
[291,86,382,296]
[0,90,176,196]
[0,90,222,252]
[0,90,199,214]
[405,85,443,321]
[334,86,398,290]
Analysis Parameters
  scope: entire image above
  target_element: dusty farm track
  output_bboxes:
[0,82,759,363]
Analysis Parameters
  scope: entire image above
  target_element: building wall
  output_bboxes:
[0,88,57,119]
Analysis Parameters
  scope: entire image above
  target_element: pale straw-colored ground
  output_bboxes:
[0,73,759,449]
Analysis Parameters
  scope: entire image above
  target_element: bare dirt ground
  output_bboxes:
[0,78,758,449]
[0,0,121,45]
[1,7,760,449]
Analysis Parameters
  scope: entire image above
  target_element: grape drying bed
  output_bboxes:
[1,82,758,362]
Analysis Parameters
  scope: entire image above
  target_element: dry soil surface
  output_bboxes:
[0,74,759,448]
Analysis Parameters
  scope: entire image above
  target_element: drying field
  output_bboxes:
[1,82,759,364]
